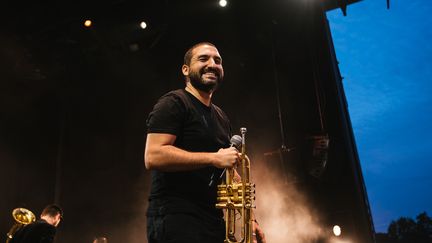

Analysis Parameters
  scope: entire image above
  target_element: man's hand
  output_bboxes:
[253,220,266,243]
[212,147,239,168]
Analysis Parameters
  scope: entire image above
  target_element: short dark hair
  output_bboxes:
[183,42,217,66]
[41,204,63,218]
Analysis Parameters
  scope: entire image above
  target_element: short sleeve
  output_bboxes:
[146,93,186,136]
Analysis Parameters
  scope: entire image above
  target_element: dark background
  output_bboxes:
[1,0,373,242]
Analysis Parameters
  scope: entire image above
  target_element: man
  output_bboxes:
[10,204,63,243]
[145,42,265,243]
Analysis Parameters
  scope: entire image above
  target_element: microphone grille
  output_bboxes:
[230,135,242,148]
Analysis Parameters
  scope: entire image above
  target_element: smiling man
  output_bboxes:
[144,42,265,243]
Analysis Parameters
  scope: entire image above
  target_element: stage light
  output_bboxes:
[140,21,147,29]
[84,20,92,28]
[333,225,342,237]
[219,0,227,7]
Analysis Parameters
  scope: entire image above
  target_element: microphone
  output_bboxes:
[229,135,242,150]
[209,135,242,187]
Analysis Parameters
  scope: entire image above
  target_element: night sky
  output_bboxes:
[327,0,432,232]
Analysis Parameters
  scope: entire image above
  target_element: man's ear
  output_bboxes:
[182,64,189,76]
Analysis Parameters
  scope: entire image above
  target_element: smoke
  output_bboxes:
[120,158,342,243]
[252,159,326,243]
[123,170,151,243]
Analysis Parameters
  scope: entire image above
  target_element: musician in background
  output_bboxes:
[93,236,108,243]
[145,42,265,243]
[10,204,63,243]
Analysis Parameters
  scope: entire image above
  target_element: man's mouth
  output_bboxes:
[203,72,218,79]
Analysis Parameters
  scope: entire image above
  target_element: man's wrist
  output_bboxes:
[201,152,217,167]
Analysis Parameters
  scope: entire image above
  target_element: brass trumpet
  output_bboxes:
[216,128,255,243]
[6,208,35,243]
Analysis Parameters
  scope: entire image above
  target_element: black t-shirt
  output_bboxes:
[146,89,231,220]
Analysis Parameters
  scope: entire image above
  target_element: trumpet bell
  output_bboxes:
[12,208,36,225]
[6,208,36,242]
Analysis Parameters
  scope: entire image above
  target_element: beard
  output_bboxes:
[188,67,223,93]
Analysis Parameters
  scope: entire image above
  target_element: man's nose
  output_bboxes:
[207,58,219,67]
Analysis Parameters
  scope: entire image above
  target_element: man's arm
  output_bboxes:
[144,133,239,172]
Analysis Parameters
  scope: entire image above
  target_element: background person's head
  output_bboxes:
[40,204,63,227]
[93,236,108,243]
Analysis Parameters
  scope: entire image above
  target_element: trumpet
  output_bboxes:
[6,208,35,243]
[216,127,255,243]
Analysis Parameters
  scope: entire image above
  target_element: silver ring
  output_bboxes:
[252,233,256,236]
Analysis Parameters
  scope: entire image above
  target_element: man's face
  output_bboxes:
[183,44,224,93]
[41,213,62,227]
[52,214,61,227]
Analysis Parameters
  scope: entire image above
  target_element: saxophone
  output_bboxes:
[6,208,35,243]
[216,128,255,243]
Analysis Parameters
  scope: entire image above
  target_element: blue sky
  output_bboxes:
[327,0,432,233]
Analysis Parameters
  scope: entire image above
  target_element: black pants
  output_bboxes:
[147,213,225,243]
